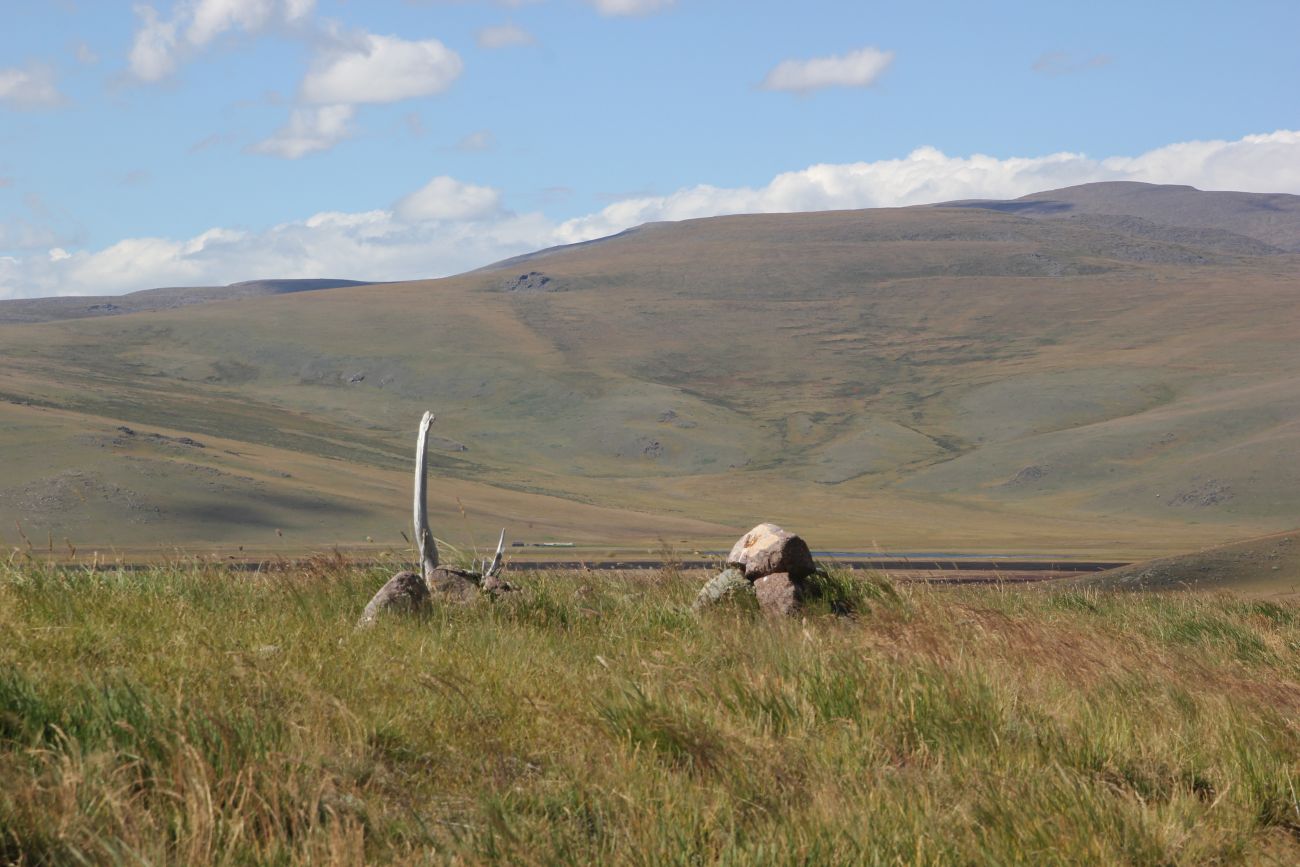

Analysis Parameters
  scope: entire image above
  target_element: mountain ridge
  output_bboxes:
[0,278,375,324]
[932,181,1300,251]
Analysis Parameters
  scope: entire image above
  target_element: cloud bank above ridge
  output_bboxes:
[3,129,1298,300]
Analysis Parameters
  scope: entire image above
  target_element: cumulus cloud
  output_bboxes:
[588,0,675,15]
[477,22,535,48]
[6,130,1300,300]
[249,103,355,158]
[761,46,894,93]
[0,64,63,107]
[556,130,1300,241]
[129,5,180,81]
[129,0,314,81]
[1,205,552,299]
[395,176,503,221]
[127,3,462,158]
[301,33,462,104]
[250,29,462,158]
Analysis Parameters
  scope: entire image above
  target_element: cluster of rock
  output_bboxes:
[357,567,513,627]
[693,523,819,617]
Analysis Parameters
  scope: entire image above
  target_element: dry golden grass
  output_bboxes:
[2,559,1298,864]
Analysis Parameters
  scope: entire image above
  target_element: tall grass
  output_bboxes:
[1,561,1297,864]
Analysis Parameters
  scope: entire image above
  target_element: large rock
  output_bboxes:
[727,523,815,581]
[754,572,801,617]
[692,567,753,611]
[357,570,430,627]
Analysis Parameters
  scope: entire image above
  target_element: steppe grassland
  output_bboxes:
[3,208,1300,555]
[2,560,1298,864]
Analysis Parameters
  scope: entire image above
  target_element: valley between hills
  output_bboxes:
[2,182,1298,561]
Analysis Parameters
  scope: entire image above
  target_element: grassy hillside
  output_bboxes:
[1072,530,1300,596]
[939,181,1300,251]
[2,201,1298,556]
[0,278,374,324]
[2,563,1298,863]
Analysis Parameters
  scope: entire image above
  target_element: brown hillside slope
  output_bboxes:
[0,278,374,324]
[0,203,1297,556]
[1069,530,1300,596]
[937,181,1300,251]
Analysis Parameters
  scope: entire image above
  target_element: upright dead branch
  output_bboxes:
[360,412,512,625]
[413,411,507,585]
[414,410,438,582]
[478,528,506,579]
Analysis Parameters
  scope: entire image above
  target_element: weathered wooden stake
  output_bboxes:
[414,411,438,582]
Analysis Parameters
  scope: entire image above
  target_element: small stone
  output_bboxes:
[727,523,815,581]
[754,572,800,616]
[692,567,753,611]
[481,574,516,597]
[357,570,430,627]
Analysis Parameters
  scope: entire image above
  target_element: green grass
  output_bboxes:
[1,561,1298,864]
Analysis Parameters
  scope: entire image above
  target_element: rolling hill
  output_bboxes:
[1067,530,1300,596]
[0,278,374,324]
[1,183,1297,558]
[937,181,1300,251]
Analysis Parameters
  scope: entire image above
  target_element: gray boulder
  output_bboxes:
[754,572,800,617]
[727,523,815,581]
[357,570,430,627]
[692,567,753,611]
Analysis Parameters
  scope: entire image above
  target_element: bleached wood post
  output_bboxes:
[414,411,438,583]
[359,412,513,625]
[412,411,506,585]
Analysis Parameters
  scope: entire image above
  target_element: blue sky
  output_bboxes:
[1,0,1298,298]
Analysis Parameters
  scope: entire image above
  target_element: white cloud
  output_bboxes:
[129,0,314,80]
[395,176,503,221]
[588,0,675,15]
[761,46,894,93]
[1,205,552,299]
[0,64,63,107]
[129,5,181,80]
[191,0,312,43]
[250,28,462,157]
[187,0,275,46]
[554,129,1300,242]
[456,129,496,152]
[5,130,1300,300]
[1103,131,1300,194]
[249,103,355,158]
[477,22,535,49]
[301,33,462,104]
